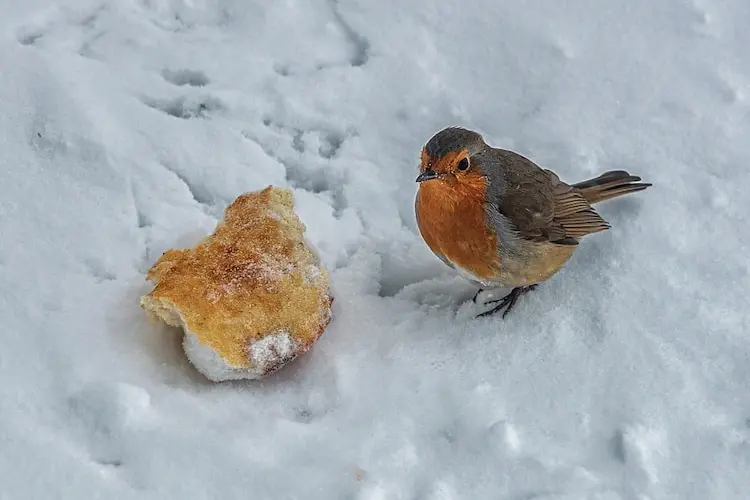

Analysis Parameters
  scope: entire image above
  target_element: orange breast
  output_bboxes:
[415,179,500,281]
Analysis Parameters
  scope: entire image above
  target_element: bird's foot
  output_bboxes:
[471,288,484,304]
[476,285,538,319]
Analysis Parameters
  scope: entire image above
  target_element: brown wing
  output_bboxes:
[552,183,610,238]
[486,149,609,244]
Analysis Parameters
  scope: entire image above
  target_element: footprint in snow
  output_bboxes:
[161,68,210,87]
[67,382,151,468]
[141,95,225,120]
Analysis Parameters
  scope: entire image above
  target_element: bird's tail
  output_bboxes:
[572,170,651,204]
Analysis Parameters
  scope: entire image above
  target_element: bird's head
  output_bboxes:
[417,127,489,198]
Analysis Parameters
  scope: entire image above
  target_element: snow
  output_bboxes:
[1,0,749,498]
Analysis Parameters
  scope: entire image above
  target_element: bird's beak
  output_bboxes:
[416,169,439,183]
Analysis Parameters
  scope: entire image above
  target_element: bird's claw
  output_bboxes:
[475,285,538,319]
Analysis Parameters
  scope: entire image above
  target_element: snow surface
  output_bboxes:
[1,0,749,498]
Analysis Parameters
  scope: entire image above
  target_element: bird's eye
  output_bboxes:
[457,157,470,171]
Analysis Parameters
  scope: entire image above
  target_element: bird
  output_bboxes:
[414,126,651,318]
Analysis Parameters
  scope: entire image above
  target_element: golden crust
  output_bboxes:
[140,186,333,378]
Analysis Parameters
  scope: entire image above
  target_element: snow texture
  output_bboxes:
[1,0,749,499]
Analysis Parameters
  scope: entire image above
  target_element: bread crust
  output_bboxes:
[140,186,333,381]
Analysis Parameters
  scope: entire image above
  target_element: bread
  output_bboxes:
[140,186,333,381]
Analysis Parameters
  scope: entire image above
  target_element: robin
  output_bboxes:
[415,127,651,318]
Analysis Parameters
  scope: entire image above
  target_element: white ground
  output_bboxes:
[1,0,749,498]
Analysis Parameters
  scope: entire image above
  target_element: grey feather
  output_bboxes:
[424,127,485,158]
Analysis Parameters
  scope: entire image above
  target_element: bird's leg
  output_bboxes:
[476,285,538,319]
[471,288,484,303]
